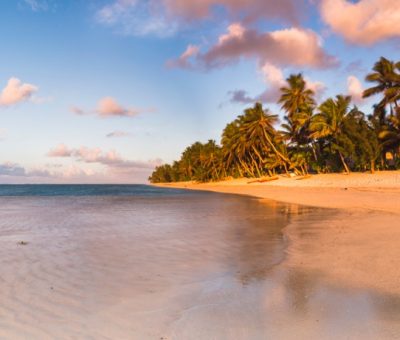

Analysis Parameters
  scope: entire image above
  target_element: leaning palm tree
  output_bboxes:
[239,103,295,175]
[310,95,353,174]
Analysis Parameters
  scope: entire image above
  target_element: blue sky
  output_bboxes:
[0,0,399,183]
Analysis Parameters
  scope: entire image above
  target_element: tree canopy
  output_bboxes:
[150,56,400,183]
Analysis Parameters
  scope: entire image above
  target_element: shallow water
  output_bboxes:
[0,186,399,339]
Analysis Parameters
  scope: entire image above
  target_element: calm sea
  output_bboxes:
[0,184,292,338]
[0,184,196,197]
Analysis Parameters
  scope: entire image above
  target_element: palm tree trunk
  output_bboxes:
[252,146,266,172]
[262,129,290,163]
[262,130,303,175]
[311,143,318,163]
[282,162,290,176]
[338,151,350,174]
[238,166,243,178]
[250,154,262,177]
[370,159,375,174]
[240,159,255,177]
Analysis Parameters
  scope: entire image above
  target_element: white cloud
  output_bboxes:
[320,0,400,44]
[97,97,139,117]
[71,97,152,118]
[170,24,337,70]
[229,64,325,105]
[47,144,72,157]
[106,130,132,138]
[347,75,364,104]
[166,45,200,68]
[218,23,246,44]
[305,78,326,100]
[0,77,38,107]
[256,63,286,102]
[70,106,85,115]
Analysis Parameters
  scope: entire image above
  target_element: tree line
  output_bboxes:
[149,57,400,183]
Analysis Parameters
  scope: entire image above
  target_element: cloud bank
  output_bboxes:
[95,0,307,36]
[0,162,51,178]
[169,24,337,70]
[163,0,305,23]
[47,144,161,171]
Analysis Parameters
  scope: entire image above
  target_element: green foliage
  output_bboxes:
[150,57,400,183]
[149,140,223,183]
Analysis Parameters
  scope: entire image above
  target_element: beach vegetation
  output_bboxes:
[150,56,400,183]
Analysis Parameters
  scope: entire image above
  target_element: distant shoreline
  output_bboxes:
[154,172,400,295]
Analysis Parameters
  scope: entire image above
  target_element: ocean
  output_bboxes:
[0,185,291,339]
[0,184,196,196]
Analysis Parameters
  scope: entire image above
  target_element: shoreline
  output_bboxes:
[154,171,400,214]
[153,172,400,295]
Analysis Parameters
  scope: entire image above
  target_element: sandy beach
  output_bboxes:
[156,171,400,296]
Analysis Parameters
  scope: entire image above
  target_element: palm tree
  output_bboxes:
[149,56,400,184]
[345,108,380,173]
[240,103,293,174]
[279,73,316,119]
[379,111,400,156]
[221,121,246,177]
[363,57,400,165]
[279,74,317,173]
[310,95,353,174]
[363,57,400,113]
[197,140,224,181]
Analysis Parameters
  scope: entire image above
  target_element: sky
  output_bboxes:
[0,0,399,183]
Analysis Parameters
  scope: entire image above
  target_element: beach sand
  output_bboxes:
[156,171,400,296]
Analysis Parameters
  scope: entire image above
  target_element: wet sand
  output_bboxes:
[156,172,400,332]
[1,179,400,339]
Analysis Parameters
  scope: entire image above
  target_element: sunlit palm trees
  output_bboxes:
[310,95,353,173]
[279,74,316,120]
[279,74,316,174]
[221,103,290,177]
[363,57,400,165]
[363,57,400,113]
[149,56,400,183]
